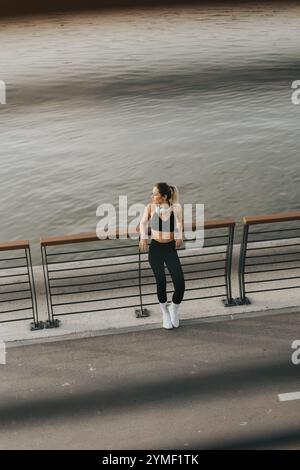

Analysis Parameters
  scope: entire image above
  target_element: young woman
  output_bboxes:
[139,182,185,329]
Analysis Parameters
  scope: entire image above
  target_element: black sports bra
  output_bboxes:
[151,206,175,233]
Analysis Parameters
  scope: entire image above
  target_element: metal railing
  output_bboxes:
[237,211,300,304]
[0,240,42,329]
[5,210,300,331]
[40,217,236,327]
[40,229,142,327]
[138,218,237,314]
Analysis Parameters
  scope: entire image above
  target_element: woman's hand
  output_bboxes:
[175,238,183,249]
[139,239,148,252]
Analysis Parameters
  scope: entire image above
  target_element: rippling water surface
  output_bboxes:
[0,2,300,262]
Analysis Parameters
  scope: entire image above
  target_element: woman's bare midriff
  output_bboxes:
[151,229,175,243]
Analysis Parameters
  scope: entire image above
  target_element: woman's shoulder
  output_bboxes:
[147,203,158,216]
[171,203,182,213]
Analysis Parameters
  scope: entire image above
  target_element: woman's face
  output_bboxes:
[151,186,167,205]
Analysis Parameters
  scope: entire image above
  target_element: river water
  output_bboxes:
[0,2,300,263]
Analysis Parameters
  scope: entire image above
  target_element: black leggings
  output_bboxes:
[148,239,185,304]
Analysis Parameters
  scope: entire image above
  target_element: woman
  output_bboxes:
[139,182,185,329]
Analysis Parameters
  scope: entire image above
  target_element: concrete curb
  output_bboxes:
[6,303,300,348]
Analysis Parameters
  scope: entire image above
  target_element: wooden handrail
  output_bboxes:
[40,217,235,247]
[243,211,300,226]
[40,229,131,246]
[0,240,29,252]
[204,218,235,230]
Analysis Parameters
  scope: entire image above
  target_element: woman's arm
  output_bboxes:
[139,203,151,240]
[173,203,183,238]
[173,203,183,248]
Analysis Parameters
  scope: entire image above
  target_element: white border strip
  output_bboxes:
[278,391,300,402]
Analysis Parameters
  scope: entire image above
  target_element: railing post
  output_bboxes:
[25,246,44,330]
[40,243,60,328]
[237,222,251,305]
[134,234,150,318]
[222,223,237,306]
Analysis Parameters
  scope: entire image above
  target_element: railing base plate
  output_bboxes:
[135,307,150,318]
[45,319,61,328]
[222,298,240,307]
[30,321,45,331]
[234,297,251,305]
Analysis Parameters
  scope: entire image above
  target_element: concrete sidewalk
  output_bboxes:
[1,240,300,346]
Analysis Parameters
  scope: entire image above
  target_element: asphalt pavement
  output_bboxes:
[1,311,300,449]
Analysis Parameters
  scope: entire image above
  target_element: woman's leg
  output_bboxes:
[164,247,185,304]
[164,247,185,328]
[148,242,167,303]
[148,242,173,329]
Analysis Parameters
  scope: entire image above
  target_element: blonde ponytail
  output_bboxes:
[169,184,179,204]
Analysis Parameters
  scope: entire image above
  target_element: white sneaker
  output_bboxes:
[168,301,180,328]
[159,302,173,329]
